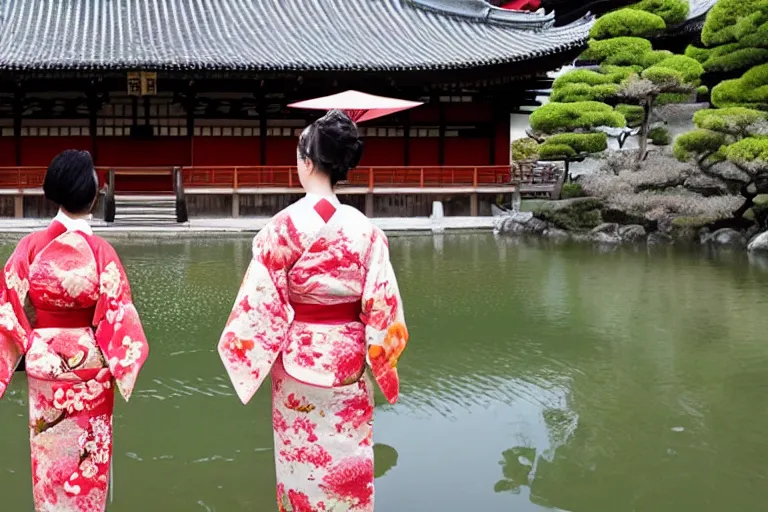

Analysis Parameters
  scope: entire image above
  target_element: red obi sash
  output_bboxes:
[291,301,362,325]
[35,308,94,329]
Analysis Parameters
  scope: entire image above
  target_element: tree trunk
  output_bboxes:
[733,187,757,219]
[637,96,653,168]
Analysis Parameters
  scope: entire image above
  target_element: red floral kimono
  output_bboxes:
[0,211,149,512]
[218,193,408,512]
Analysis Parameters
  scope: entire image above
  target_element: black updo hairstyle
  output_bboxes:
[43,150,98,214]
[297,109,364,186]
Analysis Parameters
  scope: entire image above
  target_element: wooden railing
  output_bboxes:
[181,165,515,190]
[0,165,550,191]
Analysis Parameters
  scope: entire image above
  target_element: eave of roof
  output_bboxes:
[0,0,593,73]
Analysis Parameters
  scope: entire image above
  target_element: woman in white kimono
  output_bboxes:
[218,110,408,511]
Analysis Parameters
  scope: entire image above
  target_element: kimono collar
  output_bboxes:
[305,192,340,207]
[53,209,93,236]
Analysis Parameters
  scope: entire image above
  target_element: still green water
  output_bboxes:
[1,233,768,511]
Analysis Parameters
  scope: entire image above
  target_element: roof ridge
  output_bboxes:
[407,0,556,29]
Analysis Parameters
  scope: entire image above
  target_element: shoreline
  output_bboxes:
[0,216,494,238]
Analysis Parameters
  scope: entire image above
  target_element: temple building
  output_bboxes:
[0,0,592,218]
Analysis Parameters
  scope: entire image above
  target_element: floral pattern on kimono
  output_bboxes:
[0,215,148,512]
[218,194,408,511]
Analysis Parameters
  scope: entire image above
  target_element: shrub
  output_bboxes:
[649,126,671,145]
[692,108,767,135]
[697,85,709,96]
[615,104,645,127]
[657,92,694,105]
[734,6,768,49]
[581,37,654,66]
[673,129,728,162]
[561,183,585,199]
[653,55,704,84]
[551,83,621,103]
[701,0,762,47]
[630,0,689,26]
[541,132,608,155]
[640,50,675,68]
[590,9,666,40]
[725,137,768,171]
[712,63,768,111]
[529,101,626,134]
[641,66,685,86]
[511,138,540,162]
[553,69,616,88]
[702,47,768,73]
[539,143,577,161]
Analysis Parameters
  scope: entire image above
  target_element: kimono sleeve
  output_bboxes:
[218,219,297,405]
[0,237,32,399]
[92,242,149,402]
[361,228,408,404]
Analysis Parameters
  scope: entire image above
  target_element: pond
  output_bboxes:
[1,233,768,511]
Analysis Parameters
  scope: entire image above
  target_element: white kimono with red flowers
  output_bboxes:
[0,211,149,512]
[218,193,408,512]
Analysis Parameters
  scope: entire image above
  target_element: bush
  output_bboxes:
[653,55,704,83]
[712,63,768,111]
[551,132,608,153]
[615,104,645,127]
[734,6,768,48]
[725,137,768,170]
[553,69,616,88]
[697,85,709,95]
[540,143,577,161]
[649,126,671,145]
[641,66,685,86]
[701,0,762,47]
[631,0,689,26]
[703,47,768,73]
[673,129,728,162]
[640,50,676,68]
[657,92,694,105]
[551,83,621,103]
[529,101,626,134]
[692,108,767,135]
[590,9,666,40]
[511,138,540,162]
[581,37,654,66]
[560,183,585,199]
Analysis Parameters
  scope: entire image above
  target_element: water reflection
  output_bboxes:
[1,234,768,511]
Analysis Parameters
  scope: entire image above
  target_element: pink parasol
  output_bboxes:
[288,90,423,123]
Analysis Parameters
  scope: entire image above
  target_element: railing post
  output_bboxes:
[368,168,374,192]
[420,168,424,188]
[104,168,115,223]
[173,166,188,223]
[233,168,239,191]
[473,167,478,188]
[289,167,293,188]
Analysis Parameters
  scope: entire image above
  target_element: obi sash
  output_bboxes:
[34,308,94,329]
[291,301,362,325]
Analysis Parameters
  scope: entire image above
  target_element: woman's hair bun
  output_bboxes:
[299,109,365,185]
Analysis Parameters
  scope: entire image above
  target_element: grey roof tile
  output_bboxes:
[0,0,593,71]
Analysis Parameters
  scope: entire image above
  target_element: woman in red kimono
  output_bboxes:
[218,110,409,511]
[0,150,149,512]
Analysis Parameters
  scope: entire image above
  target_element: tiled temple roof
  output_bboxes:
[0,0,592,72]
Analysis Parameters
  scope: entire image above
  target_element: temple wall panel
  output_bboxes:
[19,136,92,166]
[96,137,191,167]
[191,137,260,166]
[444,138,490,166]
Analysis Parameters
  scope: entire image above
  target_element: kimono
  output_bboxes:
[218,193,408,512]
[0,211,149,512]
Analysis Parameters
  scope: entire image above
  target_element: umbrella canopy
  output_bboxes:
[288,90,423,123]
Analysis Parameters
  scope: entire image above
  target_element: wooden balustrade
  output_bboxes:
[0,165,551,191]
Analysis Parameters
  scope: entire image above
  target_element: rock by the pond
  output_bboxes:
[648,232,674,245]
[589,223,621,244]
[702,228,745,247]
[495,212,550,236]
[748,231,768,252]
[619,225,647,242]
[544,228,570,240]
